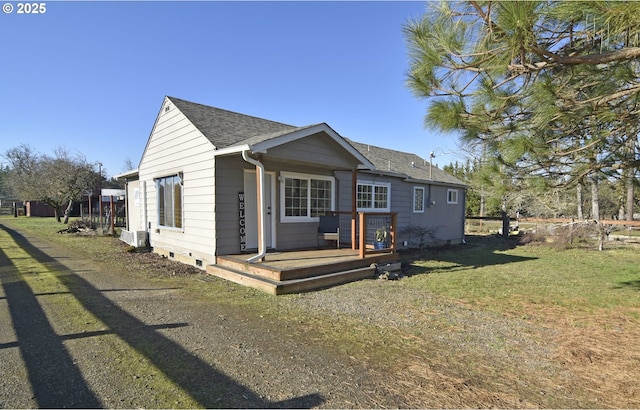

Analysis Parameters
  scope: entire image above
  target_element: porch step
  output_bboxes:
[216,251,397,281]
[206,264,376,295]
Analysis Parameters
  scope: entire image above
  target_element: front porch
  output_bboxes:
[207,248,398,295]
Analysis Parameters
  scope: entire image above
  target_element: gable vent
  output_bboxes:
[164,105,171,112]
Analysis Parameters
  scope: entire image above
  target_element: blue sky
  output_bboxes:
[1,1,461,178]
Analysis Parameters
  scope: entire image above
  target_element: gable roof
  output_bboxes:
[347,139,466,187]
[168,96,298,149]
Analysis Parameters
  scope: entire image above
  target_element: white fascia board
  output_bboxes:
[114,169,139,180]
[252,123,376,170]
[212,144,251,157]
[403,176,468,188]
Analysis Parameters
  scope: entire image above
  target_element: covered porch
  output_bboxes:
[207,247,398,295]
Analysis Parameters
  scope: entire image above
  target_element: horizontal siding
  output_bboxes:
[266,133,360,170]
[139,98,217,265]
[214,156,245,255]
[335,171,466,247]
[277,222,319,249]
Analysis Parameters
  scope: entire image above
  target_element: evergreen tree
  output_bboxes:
[405,1,640,218]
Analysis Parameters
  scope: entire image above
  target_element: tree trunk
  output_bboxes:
[625,126,636,221]
[576,182,584,219]
[627,178,635,221]
[62,199,74,224]
[598,224,606,251]
[590,177,600,220]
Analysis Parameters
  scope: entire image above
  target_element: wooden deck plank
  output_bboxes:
[210,248,398,292]
[222,248,363,268]
[217,248,397,281]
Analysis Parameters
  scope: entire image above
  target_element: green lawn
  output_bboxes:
[405,235,640,319]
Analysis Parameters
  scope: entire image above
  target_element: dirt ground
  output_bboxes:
[1,221,639,408]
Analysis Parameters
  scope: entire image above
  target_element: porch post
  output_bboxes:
[391,212,398,252]
[255,159,265,261]
[358,212,366,259]
[351,169,357,250]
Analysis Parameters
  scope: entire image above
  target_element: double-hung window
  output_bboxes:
[356,181,391,212]
[157,174,183,229]
[281,172,334,221]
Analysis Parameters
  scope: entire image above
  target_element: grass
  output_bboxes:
[0,217,203,408]
[406,236,640,318]
[3,216,640,408]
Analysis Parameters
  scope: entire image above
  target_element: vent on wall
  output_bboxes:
[196,259,203,267]
[169,252,175,258]
[165,104,171,112]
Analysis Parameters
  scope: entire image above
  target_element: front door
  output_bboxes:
[243,170,274,250]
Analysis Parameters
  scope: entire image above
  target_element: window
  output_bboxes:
[413,187,425,213]
[157,174,183,228]
[447,189,458,204]
[357,181,391,212]
[281,172,334,221]
[356,184,372,209]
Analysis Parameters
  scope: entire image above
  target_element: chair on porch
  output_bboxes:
[317,214,340,248]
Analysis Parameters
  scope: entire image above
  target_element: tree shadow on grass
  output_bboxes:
[615,280,640,291]
[0,247,103,408]
[401,234,538,276]
[0,224,324,409]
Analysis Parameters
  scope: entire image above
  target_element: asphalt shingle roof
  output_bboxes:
[347,139,466,186]
[167,96,465,186]
[168,96,298,149]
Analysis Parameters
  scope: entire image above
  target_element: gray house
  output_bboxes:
[344,140,466,248]
[118,96,466,291]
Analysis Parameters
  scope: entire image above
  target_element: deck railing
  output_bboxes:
[325,211,397,258]
[357,212,397,258]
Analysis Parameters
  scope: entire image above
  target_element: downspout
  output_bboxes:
[242,150,266,263]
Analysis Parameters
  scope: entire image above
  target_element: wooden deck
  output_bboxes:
[207,248,398,295]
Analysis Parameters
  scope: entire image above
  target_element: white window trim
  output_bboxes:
[356,180,391,212]
[447,188,459,205]
[280,171,335,223]
[155,174,184,231]
[413,186,425,213]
